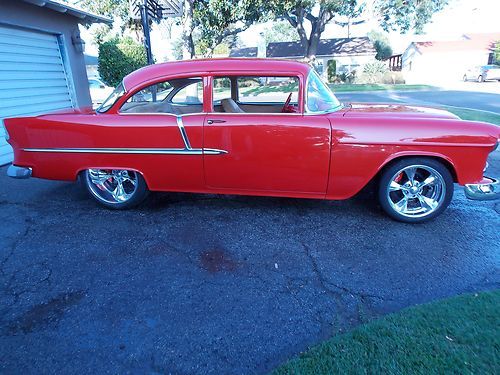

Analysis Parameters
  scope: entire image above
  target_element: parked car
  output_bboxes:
[5,59,499,223]
[463,65,500,82]
[88,78,114,105]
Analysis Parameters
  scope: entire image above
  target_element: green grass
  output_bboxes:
[444,107,500,126]
[272,290,500,374]
[329,84,435,92]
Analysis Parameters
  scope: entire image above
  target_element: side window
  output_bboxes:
[127,81,174,103]
[237,76,299,104]
[171,80,203,104]
[119,77,203,114]
[213,77,232,102]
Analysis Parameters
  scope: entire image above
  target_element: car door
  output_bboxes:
[203,75,331,196]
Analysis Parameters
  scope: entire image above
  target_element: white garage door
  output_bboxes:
[0,24,75,165]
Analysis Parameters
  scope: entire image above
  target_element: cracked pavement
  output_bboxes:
[0,155,499,374]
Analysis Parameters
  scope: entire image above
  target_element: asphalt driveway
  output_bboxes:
[0,156,499,373]
[336,88,500,114]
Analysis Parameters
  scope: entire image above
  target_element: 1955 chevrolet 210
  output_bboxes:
[5,58,499,223]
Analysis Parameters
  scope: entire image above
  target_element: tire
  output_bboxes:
[377,158,454,223]
[82,168,149,209]
[477,75,484,83]
[463,74,468,82]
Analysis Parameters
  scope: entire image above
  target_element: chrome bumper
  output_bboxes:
[464,177,499,200]
[7,165,32,179]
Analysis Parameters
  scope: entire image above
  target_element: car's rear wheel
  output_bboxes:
[82,168,149,209]
[463,74,468,82]
[378,158,453,223]
[477,75,484,82]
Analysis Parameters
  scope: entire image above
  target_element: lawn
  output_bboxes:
[272,290,499,374]
[329,83,435,92]
[444,107,500,126]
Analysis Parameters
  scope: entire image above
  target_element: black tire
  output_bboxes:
[463,74,468,82]
[377,158,454,223]
[81,169,149,209]
[477,75,484,83]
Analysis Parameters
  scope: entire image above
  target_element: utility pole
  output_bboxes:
[139,0,154,65]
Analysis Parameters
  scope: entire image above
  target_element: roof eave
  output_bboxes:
[22,0,112,24]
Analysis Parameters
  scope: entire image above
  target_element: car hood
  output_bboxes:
[342,103,459,120]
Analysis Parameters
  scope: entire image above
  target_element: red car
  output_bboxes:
[5,58,499,223]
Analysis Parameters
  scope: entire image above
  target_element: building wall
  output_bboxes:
[0,0,92,107]
[402,45,491,84]
[316,54,376,80]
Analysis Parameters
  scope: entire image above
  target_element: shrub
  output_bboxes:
[356,61,389,84]
[382,71,405,84]
[327,59,337,83]
[98,37,148,87]
[374,40,393,61]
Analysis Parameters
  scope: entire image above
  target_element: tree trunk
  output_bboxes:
[182,0,195,59]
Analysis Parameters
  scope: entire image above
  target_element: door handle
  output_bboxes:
[207,119,226,125]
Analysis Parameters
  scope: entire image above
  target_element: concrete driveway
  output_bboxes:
[335,85,500,114]
[1,156,499,373]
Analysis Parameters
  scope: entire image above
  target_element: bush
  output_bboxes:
[98,37,148,87]
[382,71,405,84]
[374,40,393,61]
[356,61,389,84]
[327,59,337,83]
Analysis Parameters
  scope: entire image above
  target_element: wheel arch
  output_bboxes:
[375,153,458,183]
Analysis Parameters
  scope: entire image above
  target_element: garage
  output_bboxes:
[0,25,75,165]
[0,0,111,166]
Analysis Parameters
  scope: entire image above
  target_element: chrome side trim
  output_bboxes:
[176,115,192,149]
[22,147,227,155]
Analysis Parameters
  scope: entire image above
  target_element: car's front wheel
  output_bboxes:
[378,158,454,223]
[477,75,484,82]
[82,168,149,209]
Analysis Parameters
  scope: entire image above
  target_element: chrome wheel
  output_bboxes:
[86,169,139,204]
[387,165,446,218]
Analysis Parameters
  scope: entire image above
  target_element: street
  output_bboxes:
[1,158,499,373]
[335,83,500,114]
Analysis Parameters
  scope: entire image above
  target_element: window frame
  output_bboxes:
[207,72,305,115]
[110,74,209,116]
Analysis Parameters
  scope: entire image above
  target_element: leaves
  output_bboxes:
[98,37,148,87]
[375,0,449,34]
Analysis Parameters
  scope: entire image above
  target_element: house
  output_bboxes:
[229,47,258,58]
[0,0,112,165]
[266,37,376,79]
[402,33,500,84]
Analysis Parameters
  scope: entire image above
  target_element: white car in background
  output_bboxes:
[463,65,500,82]
[88,78,114,106]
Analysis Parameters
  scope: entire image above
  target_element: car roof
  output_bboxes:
[122,58,311,92]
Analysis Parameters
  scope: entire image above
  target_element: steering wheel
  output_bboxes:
[281,92,293,113]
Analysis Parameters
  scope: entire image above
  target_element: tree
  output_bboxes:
[262,20,299,45]
[193,0,268,57]
[494,41,500,65]
[375,0,449,34]
[98,37,148,86]
[264,0,361,60]
[368,30,392,61]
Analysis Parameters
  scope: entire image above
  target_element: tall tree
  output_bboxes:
[193,0,268,57]
[375,0,449,34]
[264,0,361,60]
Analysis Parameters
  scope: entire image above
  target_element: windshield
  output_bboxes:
[97,83,125,113]
[306,70,342,113]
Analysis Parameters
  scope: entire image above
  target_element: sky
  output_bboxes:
[80,0,500,58]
